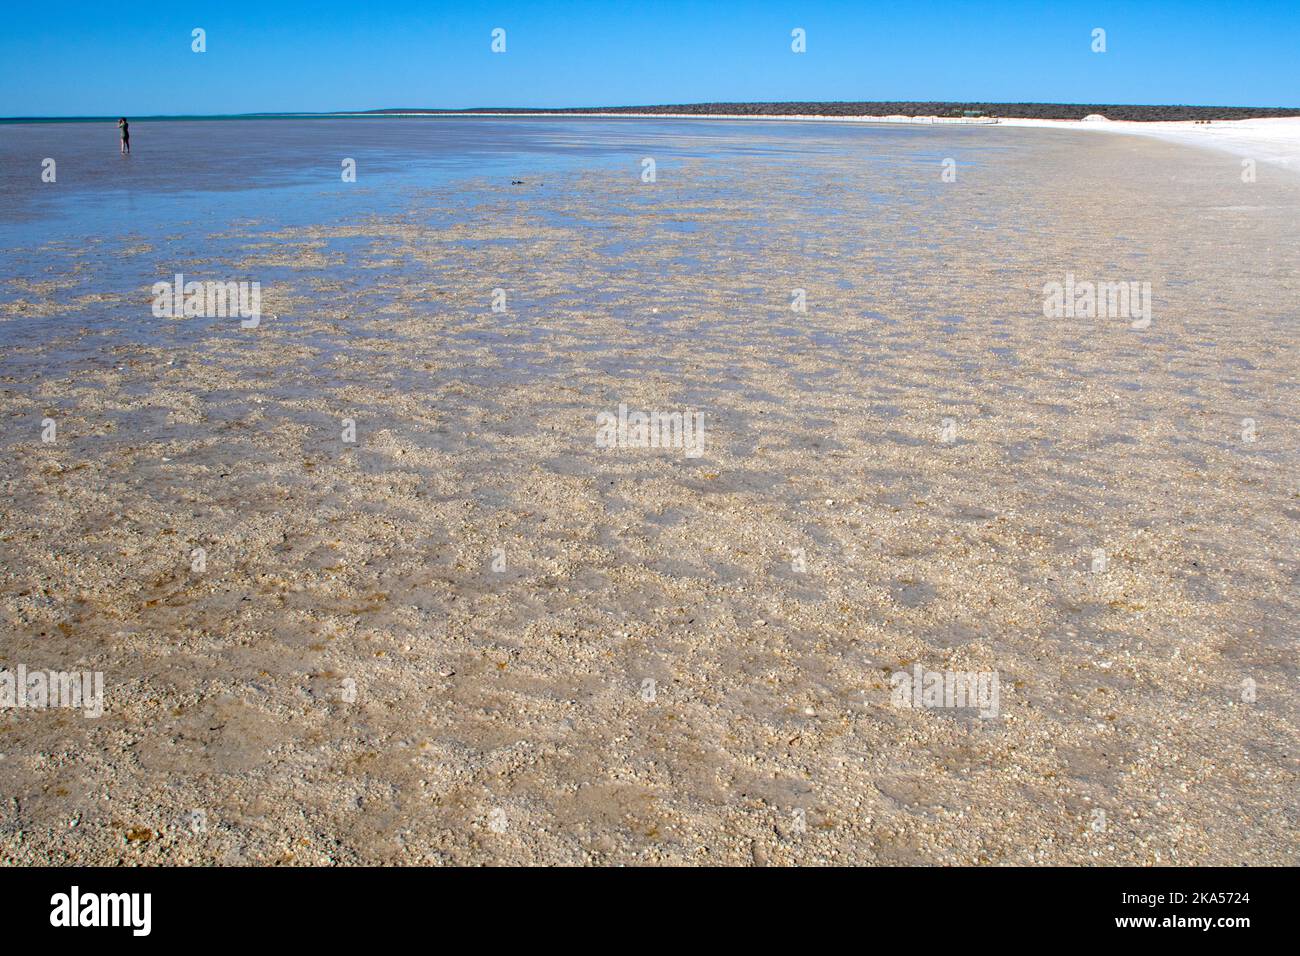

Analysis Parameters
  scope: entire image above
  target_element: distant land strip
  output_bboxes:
[8,102,1300,124]
[366,102,1300,122]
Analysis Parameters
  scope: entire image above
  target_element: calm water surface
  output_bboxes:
[0,116,999,244]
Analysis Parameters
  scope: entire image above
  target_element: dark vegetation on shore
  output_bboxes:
[369,102,1300,121]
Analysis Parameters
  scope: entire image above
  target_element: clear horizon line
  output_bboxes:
[5,98,1300,122]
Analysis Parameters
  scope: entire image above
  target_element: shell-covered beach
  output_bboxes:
[0,118,1296,865]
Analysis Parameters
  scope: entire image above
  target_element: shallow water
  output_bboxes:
[0,116,988,234]
[0,116,1003,353]
[1,117,1297,866]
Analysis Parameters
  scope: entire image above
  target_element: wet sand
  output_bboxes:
[1,123,1297,865]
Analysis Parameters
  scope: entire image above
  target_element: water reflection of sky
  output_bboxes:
[0,116,1003,364]
[0,117,993,244]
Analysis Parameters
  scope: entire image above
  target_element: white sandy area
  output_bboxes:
[996,115,1300,170]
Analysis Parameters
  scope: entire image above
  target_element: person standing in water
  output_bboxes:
[118,117,130,155]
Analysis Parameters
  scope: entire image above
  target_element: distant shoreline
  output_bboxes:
[366,102,1300,122]
[6,101,1300,123]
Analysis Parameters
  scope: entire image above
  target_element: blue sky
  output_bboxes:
[2,0,1298,116]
